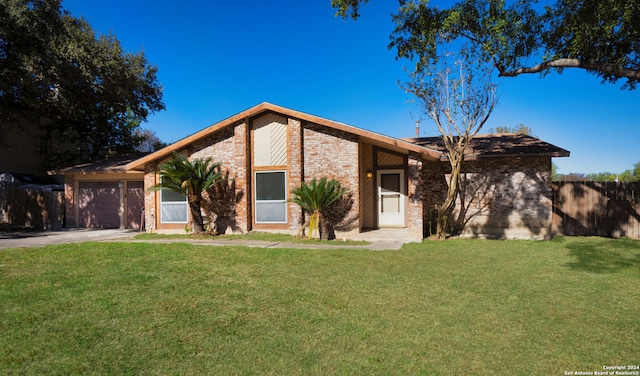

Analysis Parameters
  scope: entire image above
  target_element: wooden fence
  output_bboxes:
[552,181,640,239]
[0,187,65,230]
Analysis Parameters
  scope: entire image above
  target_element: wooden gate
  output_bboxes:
[552,181,640,238]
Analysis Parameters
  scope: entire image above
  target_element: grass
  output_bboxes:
[134,230,370,246]
[1,237,638,375]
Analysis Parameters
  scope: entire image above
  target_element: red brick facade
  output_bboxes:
[422,156,554,239]
[133,103,561,240]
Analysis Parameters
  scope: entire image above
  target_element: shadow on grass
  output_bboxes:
[564,237,640,274]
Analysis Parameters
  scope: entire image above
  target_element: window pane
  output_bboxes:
[256,202,287,223]
[162,189,187,202]
[381,194,400,213]
[256,172,286,200]
[162,202,188,223]
[381,174,400,193]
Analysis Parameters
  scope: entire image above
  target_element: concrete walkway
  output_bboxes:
[0,228,412,251]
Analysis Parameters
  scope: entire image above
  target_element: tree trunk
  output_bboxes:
[188,194,205,233]
[435,157,463,239]
[317,211,334,240]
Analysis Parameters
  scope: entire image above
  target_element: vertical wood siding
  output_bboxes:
[253,114,287,167]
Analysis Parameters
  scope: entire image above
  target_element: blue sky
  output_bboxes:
[62,0,639,175]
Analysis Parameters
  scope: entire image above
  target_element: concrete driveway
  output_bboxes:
[0,228,139,249]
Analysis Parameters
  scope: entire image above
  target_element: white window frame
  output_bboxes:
[254,170,288,224]
[160,188,188,224]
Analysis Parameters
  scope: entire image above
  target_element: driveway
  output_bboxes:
[0,228,138,249]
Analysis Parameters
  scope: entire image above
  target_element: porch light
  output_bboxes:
[366,171,373,179]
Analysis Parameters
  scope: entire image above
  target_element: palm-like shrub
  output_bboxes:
[290,177,348,240]
[149,152,223,233]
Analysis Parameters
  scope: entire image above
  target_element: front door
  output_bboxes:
[377,170,405,227]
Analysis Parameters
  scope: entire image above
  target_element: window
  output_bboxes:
[161,188,188,223]
[255,171,287,223]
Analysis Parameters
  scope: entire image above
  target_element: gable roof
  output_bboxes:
[51,153,149,175]
[126,102,443,171]
[403,133,570,160]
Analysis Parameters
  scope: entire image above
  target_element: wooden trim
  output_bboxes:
[252,223,290,231]
[68,172,144,182]
[244,118,253,232]
[253,165,287,171]
[252,169,289,227]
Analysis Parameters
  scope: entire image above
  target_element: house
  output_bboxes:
[54,103,569,239]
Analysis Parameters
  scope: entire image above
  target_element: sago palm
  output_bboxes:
[290,177,348,240]
[149,152,223,233]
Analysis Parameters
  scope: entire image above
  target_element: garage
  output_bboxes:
[76,180,145,229]
[78,181,121,228]
[52,154,147,230]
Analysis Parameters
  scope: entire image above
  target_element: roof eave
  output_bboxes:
[126,102,443,170]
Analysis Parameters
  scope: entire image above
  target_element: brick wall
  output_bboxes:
[64,174,75,227]
[190,127,235,165]
[288,118,303,233]
[188,123,249,233]
[407,153,423,237]
[423,156,553,239]
[144,163,157,231]
[301,121,360,231]
[233,122,249,233]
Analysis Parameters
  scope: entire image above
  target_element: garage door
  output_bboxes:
[78,182,120,228]
[126,181,144,229]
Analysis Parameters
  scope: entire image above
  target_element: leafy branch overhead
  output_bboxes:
[0,0,165,168]
[332,0,640,89]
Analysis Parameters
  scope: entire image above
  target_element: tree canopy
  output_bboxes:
[0,0,164,168]
[553,161,640,182]
[332,0,640,89]
[488,124,532,135]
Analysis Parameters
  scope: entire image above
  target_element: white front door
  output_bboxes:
[377,170,405,227]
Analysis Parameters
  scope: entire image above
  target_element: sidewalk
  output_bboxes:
[0,228,410,251]
[125,238,407,251]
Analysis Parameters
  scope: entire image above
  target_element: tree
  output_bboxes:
[555,161,640,182]
[135,128,168,152]
[0,0,164,168]
[332,0,640,89]
[290,177,349,240]
[405,53,497,239]
[488,124,532,135]
[149,153,224,234]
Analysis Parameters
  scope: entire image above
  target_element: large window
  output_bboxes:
[161,188,188,223]
[255,171,287,223]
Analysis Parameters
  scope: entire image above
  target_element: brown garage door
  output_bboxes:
[78,182,120,228]
[126,181,144,229]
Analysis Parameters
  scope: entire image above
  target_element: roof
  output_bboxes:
[403,133,570,160]
[51,153,149,175]
[126,102,443,171]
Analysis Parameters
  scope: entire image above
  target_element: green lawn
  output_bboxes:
[1,237,638,375]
